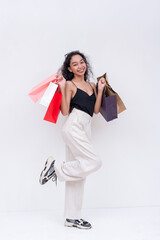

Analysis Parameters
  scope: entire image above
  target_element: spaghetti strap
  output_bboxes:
[71,81,77,88]
[88,82,94,91]
[72,80,94,94]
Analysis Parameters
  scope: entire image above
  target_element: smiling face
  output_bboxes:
[68,54,87,77]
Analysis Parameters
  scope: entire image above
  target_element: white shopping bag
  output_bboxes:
[39,82,58,107]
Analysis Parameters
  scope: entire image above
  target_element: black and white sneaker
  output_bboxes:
[64,218,92,229]
[39,156,57,185]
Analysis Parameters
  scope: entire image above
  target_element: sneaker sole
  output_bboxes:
[39,156,55,185]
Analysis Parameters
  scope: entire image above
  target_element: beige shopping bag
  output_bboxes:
[97,73,126,114]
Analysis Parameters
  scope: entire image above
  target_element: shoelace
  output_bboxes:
[52,172,57,186]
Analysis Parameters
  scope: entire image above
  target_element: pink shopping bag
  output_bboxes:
[28,73,58,102]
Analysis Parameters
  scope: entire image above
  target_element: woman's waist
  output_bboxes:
[70,108,92,122]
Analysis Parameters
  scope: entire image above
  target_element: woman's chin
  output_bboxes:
[75,71,86,76]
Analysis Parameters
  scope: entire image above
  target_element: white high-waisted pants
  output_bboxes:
[54,108,102,219]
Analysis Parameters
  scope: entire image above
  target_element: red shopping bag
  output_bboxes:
[44,88,62,124]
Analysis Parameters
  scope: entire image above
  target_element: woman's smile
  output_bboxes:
[77,68,85,73]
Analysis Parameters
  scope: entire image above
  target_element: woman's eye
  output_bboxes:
[73,61,84,66]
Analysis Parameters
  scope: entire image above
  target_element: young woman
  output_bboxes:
[39,50,106,229]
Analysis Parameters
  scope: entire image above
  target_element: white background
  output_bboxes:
[0,0,160,213]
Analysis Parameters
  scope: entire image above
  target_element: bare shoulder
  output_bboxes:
[90,81,96,89]
[66,80,73,86]
[66,80,74,91]
[90,81,97,96]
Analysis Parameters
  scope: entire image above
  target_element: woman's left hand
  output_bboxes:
[98,77,106,91]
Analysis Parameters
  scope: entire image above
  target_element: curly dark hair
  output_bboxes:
[57,50,94,82]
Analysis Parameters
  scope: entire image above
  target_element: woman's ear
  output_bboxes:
[68,67,72,72]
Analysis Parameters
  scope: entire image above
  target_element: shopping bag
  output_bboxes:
[100,94,118,122]
[97,73,126,122]
[43,87,62,124]
[39,82,58,108]
[28,73,58,102]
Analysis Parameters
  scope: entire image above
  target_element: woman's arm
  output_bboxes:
[94,88,103,114]
[91,78,106,114]
[57,76,72,116]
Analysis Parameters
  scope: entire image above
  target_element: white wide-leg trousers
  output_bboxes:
[54,108,102,219]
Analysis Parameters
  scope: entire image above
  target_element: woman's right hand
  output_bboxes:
[56,75,66,90]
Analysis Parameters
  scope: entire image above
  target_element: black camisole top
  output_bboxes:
[69,81,96,117]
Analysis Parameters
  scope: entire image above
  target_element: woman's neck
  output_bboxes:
[72,75,85,83]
